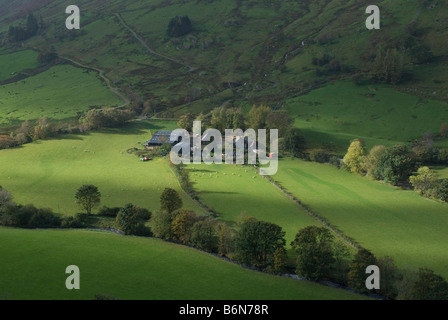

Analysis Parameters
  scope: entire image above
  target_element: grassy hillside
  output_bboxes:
[273,159,448,278]
[1,0,446,122]
[0,50,38,82]
[0,120,203,215]
[0,64,123,126]
[286,81,448,152]
[0,227,369,300]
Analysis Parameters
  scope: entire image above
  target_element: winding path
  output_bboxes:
[115,13,195,71]
[60,56,130,108]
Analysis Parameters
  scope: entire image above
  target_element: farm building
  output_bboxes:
[143,131,179,149]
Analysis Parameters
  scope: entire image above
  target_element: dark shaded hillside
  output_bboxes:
[0,0,446,118]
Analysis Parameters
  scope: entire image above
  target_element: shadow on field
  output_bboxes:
[189,169,215,173]
[45,134,85,141]
[199,190,239,195]
[94,121,151,135]
[300,128,351,153]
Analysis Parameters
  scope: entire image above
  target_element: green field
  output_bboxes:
[0,50,38,82]
[286,81,448,152]
[273,159,448,278]
[0,120,202,215]
[186,163,319,245]
[432,166,448,179]
[0,227,368,300]
[0,64,123,125]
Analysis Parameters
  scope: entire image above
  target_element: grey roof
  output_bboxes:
[145,131,176,146]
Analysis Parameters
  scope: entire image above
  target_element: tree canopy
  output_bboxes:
[167,16,192,37]
[75,185,101,215]
[236,220,286,270]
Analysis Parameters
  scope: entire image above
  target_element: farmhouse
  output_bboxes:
[143,131,178,149]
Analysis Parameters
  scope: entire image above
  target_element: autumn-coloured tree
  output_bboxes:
[409,166,438,197]
[171,209,197,244]
[343,139,367,174]
[177,112,195,132]
[363,145,386,176]
[247,105,271,130]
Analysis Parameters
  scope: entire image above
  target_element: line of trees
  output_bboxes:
[151,187,288,273]
[343,138,448,202]
[1,107,134,151]
[2,183,447,299]
[151,188,448,299]
[292,225,448,299]
[177,105,306,156]
[0,186,79,228]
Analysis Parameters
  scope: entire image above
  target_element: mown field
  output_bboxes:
[0,64,122,126]
[186,163,320,245]
[0,227,369,300]
[286,81,448,153]
[273,159,448,279]
[0,120,202,215]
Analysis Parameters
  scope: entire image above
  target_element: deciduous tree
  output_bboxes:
[266,110,293,137]
[75,184,101,215]
[190,217,219,253]
[236,220,286,270]
[177,112,195,132]
[348,248,377,293]
[291,226,335,281]
[247,105,271,130]
[171,209,197,244]
[160,188,182,213]
[281,127,306,157]
[343,139,367,174]
[116,203,151,235]
[373,145,417,185]
[409,166,438,197]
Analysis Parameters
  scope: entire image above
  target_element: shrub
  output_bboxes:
[190,217,219,252]
[116,203,151,236]
[409,167,438,197]
[28,208,61,228]
[79,108,133,131]
[0,135,18,149]
[328,156,341,168]
[97,206,121,218]
[61,214,86,228]
[373,145,416,185]
[309,149,331,163]
[435,179,448,202]
[435,149,448,164]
